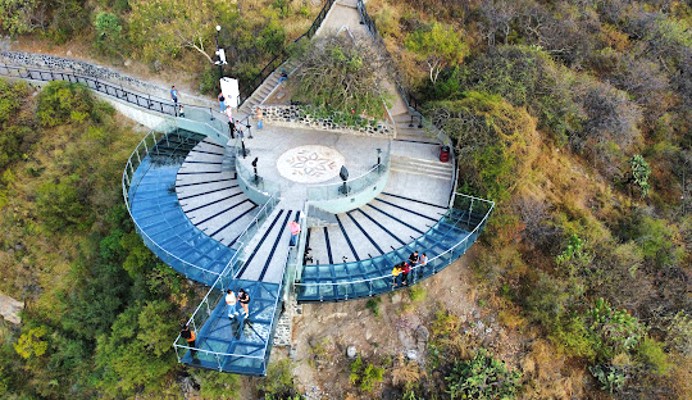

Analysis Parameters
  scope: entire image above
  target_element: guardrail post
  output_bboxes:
[209,107,214,121]
[215,354,223,371]
[467,199,474,227]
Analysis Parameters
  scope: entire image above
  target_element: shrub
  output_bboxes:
[94,12,125,57]
[424,91,538,202]
[349,356,385,393]
[589,364,626,393]
[587,298,645,359]
[291,34,390,119]
[445,348,522,400]
[636,336,671,376]
[260,359,300,399]
[408,285,427,302]
[366,297,381,316]
[36,81,106,128]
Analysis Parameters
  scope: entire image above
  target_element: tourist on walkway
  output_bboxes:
[226,289,239,320]
[418,252,428,278]
[180,323,197,358]
[170,85,178,105]
[178,104,185,118]
[218,91,226,112]
[392,263,403,287]
[225,106,235,137]
[288,220,300,246]
[278,69,288,84]
[408,251,419,267]
[401,261,411,286]
[238,288,250,317]
[255,107,264,129]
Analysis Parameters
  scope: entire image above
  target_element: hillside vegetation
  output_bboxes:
[364,0,689,398]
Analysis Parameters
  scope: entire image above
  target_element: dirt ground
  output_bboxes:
[285,248,526,399]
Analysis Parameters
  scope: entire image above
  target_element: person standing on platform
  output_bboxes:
[255,106,264,129]
[225,106,235,138]
[392,263,403,287]
[226,289,238,320]
[418,252,428,278]
[237,289,250,317]
[401,261,411,286]
[408,251,419,267]
[180,323,197,359]
[288,220,301,246]
[170,85,178,105]
[218,91,226,112]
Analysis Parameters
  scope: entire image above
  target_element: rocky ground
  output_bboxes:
[282,248,524,399]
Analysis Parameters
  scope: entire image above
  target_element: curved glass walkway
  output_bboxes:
[124,129,239,286]
[295,195,493,301]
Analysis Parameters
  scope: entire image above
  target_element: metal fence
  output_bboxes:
[237,0,336,106]
[355,0,460,205]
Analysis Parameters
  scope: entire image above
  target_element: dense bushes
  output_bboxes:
[291,34,389,120]
[0,79,197,398]
[424,91,538,202]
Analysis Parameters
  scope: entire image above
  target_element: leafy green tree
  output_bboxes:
[405,22,469,83]
[36,174,90,231]
[94,11,124,57]
[259,359,301,399]
[445,348,522,400]
[0,0,39,35]
[36,81,103,127]
[128,0,237,64]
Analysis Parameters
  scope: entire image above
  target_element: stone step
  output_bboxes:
[391,157,453,172]
[390,156,453,180]
[391,166,451,180]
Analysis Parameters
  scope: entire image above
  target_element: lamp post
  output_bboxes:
[339,166,350,195]
[214,25,224,81]
[246,119,253,139]
[252,157,259,184]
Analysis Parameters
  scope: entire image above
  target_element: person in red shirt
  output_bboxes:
[401,262,412,286]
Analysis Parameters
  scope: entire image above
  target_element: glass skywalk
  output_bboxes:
[125,129,238,286]
[295,195,493,301]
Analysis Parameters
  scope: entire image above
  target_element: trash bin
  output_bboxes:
[439,145,450,163]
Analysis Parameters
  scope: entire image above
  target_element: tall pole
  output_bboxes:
[215,25,223,81]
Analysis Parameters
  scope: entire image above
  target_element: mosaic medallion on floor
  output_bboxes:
[276,145,346,183]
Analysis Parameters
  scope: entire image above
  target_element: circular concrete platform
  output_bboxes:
[275,145,345,184]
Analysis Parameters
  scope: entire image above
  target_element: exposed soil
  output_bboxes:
[288,247,527,398]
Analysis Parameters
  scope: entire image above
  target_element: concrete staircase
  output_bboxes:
[239,59,300,115]
[392,113,438,144]
[390,155,453,180]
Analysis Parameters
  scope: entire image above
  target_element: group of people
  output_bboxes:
[392,251,428,287]
[178,287,252,359]
[225,288,251,339]
[171,85,268,134]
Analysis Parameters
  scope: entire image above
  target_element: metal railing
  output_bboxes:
[237,0,336,106]
[355,0,459,205]
[0,63,228,119]
[306,141,391,202]
[294,193,494,300]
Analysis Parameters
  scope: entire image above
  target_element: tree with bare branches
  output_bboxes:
[291,33,390,119]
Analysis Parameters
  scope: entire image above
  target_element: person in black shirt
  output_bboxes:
[238,288,250,317]
[408,251,419,266]
[180,323,197,358]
